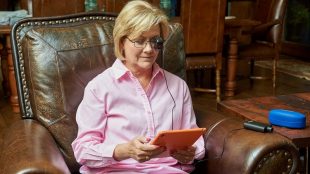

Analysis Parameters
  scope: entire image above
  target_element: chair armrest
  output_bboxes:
[0,119,70,174]
[252,20,281,35]
[195,112,299,174]
[242,20,280,36]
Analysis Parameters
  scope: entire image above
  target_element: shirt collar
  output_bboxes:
[112,59,164,80]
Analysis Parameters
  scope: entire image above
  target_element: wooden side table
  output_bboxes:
[224,18,261,97]
[218,92,310,173]
[0,25,19,113]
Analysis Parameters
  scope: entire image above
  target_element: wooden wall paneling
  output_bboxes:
[31,0,85,17]
[19,0,32,13]
[97,0,105,11]
[97,0,159,13]
[98,0,128,13]
[151,0,161,6]
[0,0,12,10]
[111,0,129,13]
[180,0,190,53]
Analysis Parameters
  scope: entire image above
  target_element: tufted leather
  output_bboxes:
[0,12,300,174]
[7,12,186,173]
[15,13,118,172]
[202,116,299,173]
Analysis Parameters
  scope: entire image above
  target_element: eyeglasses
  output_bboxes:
[126,36,164,50]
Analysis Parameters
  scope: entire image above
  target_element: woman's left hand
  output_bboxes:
[170,146,196,164]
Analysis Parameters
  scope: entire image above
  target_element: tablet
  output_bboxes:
[150,128,206,150]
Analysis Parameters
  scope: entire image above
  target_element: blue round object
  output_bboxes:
[268,109,306,129]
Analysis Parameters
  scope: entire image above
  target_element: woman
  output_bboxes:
[72,0,205,173]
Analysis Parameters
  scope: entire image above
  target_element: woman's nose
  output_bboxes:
[143,42,153,52]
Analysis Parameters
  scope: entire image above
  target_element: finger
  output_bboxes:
[171,153,193,164]
[131,137,165,161]
[188,146,196,152]
[182,146,196,153]
[136,153,153,163]
[153,146,166,155]
[171,149,188,156]
[131,148,152,162]
[170,150,195,164]
[136,156,148,163]
[180,156,193,164]
[132,138,153,151]
[174,146,196,155]
[139,143,163,151]
[175,151,195,160]
[142,146,166,160]
[132,150,150,162]
[135,136,150,144]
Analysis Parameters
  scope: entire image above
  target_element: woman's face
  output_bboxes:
[122,25,161,73]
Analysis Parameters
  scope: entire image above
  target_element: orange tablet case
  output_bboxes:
[150,128,206,150]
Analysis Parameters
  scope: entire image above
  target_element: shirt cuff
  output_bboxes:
[83,143,118,168]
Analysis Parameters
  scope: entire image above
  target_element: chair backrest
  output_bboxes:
[181,0,226,54]
[11,12,186,172]
[253,0,288,43]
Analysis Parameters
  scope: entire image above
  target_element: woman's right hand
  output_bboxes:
[113,136,166,163]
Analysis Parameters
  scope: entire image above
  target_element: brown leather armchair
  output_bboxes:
[238,0,288,88]
[0,12,300,174]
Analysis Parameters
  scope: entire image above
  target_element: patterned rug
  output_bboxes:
[255,57,310,80]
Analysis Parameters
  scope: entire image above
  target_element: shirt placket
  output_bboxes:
[132,76,155,138]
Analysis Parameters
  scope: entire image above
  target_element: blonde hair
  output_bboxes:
[113,0,169,59]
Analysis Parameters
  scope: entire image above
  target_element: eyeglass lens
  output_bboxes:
[128,36,163,49]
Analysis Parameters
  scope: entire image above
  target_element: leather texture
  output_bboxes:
[0,12,299,174]
[202,116,299,173]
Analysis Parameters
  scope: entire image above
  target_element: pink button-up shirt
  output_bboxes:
[72,59,205,173]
